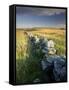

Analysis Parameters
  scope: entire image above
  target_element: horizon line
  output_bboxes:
[16,26,65,29]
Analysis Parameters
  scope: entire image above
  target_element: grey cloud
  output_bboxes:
[16,7,66,16]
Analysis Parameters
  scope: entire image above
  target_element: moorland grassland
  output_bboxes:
[16,28,66,83]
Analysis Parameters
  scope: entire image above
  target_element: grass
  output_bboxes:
[28,28,66,56]
[16,28,66,83]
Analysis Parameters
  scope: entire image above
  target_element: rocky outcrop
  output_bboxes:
[28,34,67,82]
[41,55,66,82]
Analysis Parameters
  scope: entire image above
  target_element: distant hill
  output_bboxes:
[16,27,65,31]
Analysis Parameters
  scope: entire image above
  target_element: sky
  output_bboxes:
[16,6,66,28]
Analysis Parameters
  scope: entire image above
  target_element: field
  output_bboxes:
[16,28,66,83]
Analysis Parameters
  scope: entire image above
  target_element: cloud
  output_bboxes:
[16,7,66,16]
[59,24,66,28]
[37,9,65,16]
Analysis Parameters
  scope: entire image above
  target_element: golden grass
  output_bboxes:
[16,28,66,60]
[16,28,66,83]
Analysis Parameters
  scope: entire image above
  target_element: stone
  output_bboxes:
[48,40,55,48]
[53,56,66,81]
[42,47,48,54]
[47,40,56,55]
[39,37,48,49]
[48,48,56,55]
[34,36,39,43]
[41,58,53,71]
[41,55,66,82]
